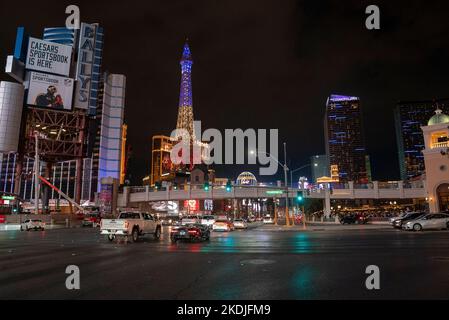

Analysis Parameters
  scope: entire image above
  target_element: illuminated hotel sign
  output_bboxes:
[75,23,96,109]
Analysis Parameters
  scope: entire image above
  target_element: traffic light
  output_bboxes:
[226,179,232,192]
[154,181,162,190]
[173,182,178,190]
[296,191,304,203]
[204,181,210,191]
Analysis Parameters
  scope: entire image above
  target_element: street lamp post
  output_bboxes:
[34,132,40,215]
[251,146,291,226]
[283,143,291,226]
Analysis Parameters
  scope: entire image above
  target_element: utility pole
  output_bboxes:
[273,197,278,225]
[34,132,40,215]
[283,142,290,226]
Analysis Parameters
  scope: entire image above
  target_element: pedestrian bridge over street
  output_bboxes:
[117,180,427,208]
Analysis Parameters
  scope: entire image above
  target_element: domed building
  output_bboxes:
[236,172,258,186]
[428,108,449,126]
[421,108,449,212]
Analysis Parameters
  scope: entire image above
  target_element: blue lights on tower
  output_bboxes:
[179,41,193,108]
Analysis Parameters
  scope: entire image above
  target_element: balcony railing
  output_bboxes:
[431,141,449,149]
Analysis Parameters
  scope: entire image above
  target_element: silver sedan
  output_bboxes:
[403,213,449,231]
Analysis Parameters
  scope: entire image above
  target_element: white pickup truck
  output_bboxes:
[100,211,162,242]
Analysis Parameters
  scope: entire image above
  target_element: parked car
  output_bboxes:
[170,224,210,242]
[233,218,248,229]
[390,212,424,229]
[339,214,368,225]
[100,211,162,242]
[247,216,256,223]
[21,219,45,231]
[213,219,234,232]
[200,215,216,228]
[403,213,449,231]
[181,215,201,225]
[82,213,102,227]
[263,215,274,224]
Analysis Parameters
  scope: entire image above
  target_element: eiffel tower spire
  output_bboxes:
[176,39,195,141]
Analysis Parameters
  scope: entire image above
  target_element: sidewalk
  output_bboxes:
[0,224,70,231]
[306,220,389,225]
[255,222,391,232]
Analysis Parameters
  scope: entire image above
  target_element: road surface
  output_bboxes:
[1,224,449,299]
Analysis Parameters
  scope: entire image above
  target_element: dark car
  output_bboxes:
[170,224,210,243]
[390,212,425,229]
[340,214,368,225]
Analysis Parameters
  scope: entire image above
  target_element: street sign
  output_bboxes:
[1,195,15,200]
[266,190,284,195]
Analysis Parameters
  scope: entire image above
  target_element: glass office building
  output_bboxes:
[324,94,370,183]
[394,99,449,181]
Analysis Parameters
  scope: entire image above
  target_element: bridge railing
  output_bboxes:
[118,180,426,206]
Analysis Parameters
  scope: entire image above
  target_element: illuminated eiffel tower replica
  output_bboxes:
[176,40,196,143]
[149,40,212,186]
[174,40,210,175]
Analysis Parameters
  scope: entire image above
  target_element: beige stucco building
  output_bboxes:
[421,108,449,212]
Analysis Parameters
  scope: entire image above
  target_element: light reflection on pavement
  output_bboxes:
[1,224,449,299]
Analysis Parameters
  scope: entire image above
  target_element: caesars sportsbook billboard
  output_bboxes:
[26,71,74,111]
[25,37,72,77]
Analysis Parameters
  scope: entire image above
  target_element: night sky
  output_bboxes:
[2,0,449,184]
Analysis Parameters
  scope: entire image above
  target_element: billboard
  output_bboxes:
[26,72,74,110]
[184,200,199,212]
[25,37,72,76]
[161,151,173,176]
[99,184,113,215]
[74,23,97,109]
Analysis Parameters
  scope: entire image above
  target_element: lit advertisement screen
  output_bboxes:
[26,71,74,110]
[161,151,172,176]
[184,200,199,212]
